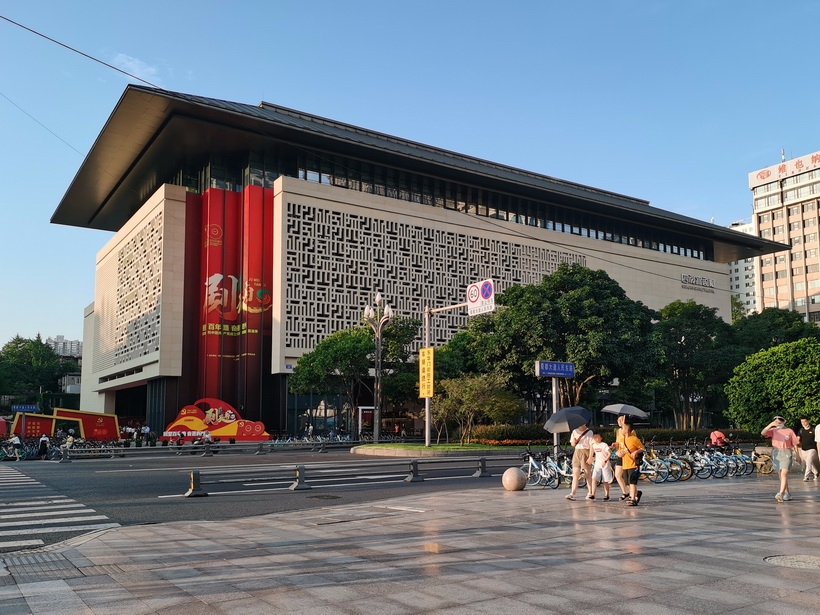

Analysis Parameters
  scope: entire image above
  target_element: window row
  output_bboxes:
[294,153,710,260]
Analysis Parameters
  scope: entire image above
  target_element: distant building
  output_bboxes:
[60,372,82,395]
[46,335,82,358]
[727,219,757,315]
[749,152,820,322]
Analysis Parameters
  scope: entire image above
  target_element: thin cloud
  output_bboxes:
[111,53,161,85]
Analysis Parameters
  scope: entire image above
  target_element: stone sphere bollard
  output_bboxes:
[502,467,527,491]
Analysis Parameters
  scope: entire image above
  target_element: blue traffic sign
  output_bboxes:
[11,404,38,413]
[535,361,575,378]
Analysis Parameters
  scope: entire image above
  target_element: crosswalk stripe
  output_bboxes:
[0,515,109,528]
[0,507,88,520]
[0,523,120,537]
[0,467,120,547]
[2,497,74,505]
[0,540,45,548]
[0,503,85,519]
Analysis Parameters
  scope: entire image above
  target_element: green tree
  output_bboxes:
[725,338,820,431]
[288,316,421,427]
[471,264,658,420]
[289,327,372,416]
[654,300,737,429]
[730,295,747,323]
[379,316,423,410]
[432,374,524,444]
[732,307,820,355]
[0,335,68,408]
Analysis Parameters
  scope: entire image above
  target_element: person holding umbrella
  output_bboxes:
[614,416,645,506]
[611,415,630,501]
[566,419,594,500]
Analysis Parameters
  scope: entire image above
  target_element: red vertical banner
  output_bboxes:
[199,189,242,400]
[238,185,273,416]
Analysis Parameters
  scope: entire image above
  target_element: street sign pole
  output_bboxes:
[422,302,467,447]
[535,361,576,456]
[552,377,560,455]
[420,279,496,447]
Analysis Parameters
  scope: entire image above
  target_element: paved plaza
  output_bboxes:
[2,472,820,614]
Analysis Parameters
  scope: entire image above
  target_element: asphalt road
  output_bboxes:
[0,447,519,553]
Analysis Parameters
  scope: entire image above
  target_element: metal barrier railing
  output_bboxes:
[182,455,519,497]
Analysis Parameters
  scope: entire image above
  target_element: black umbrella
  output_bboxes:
[601,403,649,419]
[544,406,592,434]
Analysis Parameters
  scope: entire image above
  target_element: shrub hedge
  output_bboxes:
[469,424,760,446]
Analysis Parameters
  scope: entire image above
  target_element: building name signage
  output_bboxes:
[680,273,716,294]
[749,151,820,189]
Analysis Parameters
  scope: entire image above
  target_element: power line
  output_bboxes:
[0,90,84,156]
[0,15,161,89]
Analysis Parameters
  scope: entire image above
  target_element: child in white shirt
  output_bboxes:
[586,432,614,500]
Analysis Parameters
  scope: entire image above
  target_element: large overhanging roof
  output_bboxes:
[52,85,787,262]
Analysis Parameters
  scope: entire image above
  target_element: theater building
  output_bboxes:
[51,85,785,435]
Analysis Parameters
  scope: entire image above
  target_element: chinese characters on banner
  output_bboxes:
[419,347,434,398]
[197,186,273,412]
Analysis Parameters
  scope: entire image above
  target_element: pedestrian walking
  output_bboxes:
[761,416,799,502]
[565,421,593,501]
[797,416,819,481]
[615,416,644,506]
[586,432,613,500]
[9,433,22,461]
[38,433,50,460]
[611,415,630,501]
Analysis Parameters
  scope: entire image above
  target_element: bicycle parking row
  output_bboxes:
[518,438,774,489]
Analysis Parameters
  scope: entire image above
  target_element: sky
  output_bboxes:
[1,0,819,346]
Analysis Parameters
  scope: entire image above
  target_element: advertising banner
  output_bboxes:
[163,398,269,442]
[196,186,273,418]
[238,185,273,416]
[9,408,119,441]
[53,408,120,440]
[199,189,243,398]
[10,413,56,440]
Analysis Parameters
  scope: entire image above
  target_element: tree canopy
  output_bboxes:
[288,315,421,418]
[463,264,657,419]
[0,335,77,410]
[724,338,820,431]
[732,307,820,356]
[653,300,737,429]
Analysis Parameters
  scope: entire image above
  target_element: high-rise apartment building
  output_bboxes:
[46,335,83,358]
[727,219,757,315]
[749,152,820,322]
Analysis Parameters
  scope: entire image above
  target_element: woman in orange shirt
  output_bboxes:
[615,416,645,506]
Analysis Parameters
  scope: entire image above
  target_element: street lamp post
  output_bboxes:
[363,293,394,444]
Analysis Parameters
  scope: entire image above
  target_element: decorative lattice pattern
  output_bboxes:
[285,201,585,350]
[94,211,163,371]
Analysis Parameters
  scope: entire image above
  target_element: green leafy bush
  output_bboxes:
[467,425,760,446]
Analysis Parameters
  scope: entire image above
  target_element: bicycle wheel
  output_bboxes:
[665,458,682,482]
[520,464,541,487]
[543,466,560,489]
[754,453,774,475]
[0,447,6,461]
[711,458,729,478]
[741,455,755,476]
[692,457,712,479]
[647,459,670,483]
[730,455,747,476]
[676,458,694,481]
